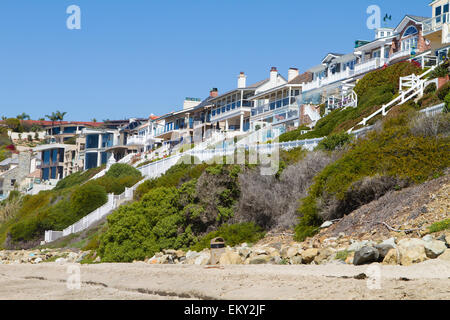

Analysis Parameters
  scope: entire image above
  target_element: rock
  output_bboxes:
[290,256,303,265]
[271,256,282,265]
[282,246,301,259]
[374,243,395,261]
[398,238,427,266]
[438,249,450,261]
[301,249,319,264]
[422,235,433,242]
[424,240,447,259]
[55,258,67,264]
[186,251,200,260]
[249,255,271,265]
[353,246,380,266]
[194,251,210,265]
[320,221,333,229]
[219,251,242,265]
[175,250,185,258]
[347,240,375,252]
[94,256,101,263]
[314,249,333,265]
[33,257,43,264]
[147,256,161,265]
[238,247,251,259]
[76,252,89,263]
[380,238,397,248]
[383,249,399,265]
[253,248,268,256]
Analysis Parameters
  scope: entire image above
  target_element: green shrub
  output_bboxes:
[54,167,103,190]
[428,219,450,234]
[436,81,450,100]
[105,163,141,179]
[430,65,449,79]
[191,223,265,252]
[70,182,108,217]
[294,112,450,241]
[445,92,450,113]
[317,133,352,151]
[424,83,437,95]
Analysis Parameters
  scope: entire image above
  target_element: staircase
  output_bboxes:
[348,65,439,133]
[327,89,358,111]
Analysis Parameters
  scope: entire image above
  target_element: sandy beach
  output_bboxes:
[0,260,449,300]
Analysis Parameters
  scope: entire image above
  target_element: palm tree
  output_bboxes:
[92,118,97,123]
[45,112,59,135]
[55,110,67,124]
[16,113,30,121]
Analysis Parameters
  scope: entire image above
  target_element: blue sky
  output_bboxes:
[0,0,430,121]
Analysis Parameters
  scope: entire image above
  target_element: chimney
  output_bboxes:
[288,68,299,82]
[238,72,247,88]
[270,67,278,85]
[210,88,219,98]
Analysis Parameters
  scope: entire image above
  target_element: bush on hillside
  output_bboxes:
[294,111,450,241]
[70,182,108,217]
[436,81,450,100]
[317,133,352,151]
[54,167,104,190]
[424,83,437,95]
[105,163,141,179]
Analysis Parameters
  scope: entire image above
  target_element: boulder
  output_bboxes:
[353,246,380,266]
[422,235,433,242]
[320,221,333,229]
[398,239,427,266]
[194,251,210,265]
[55,258,67,264]
[374,243,395,261]
[314,249,333,265]
[238,247,252,259]
[301,249,319,264]
[348,240,375,252]
[424,240,447,259]
[248,255,271,265]
[290,256,303,265]
[219,251,242,265]
[382,248,399,265]
[438,249,450,261]
[147,256,161,265]
[33,257,43,264]
[284,246,301,259]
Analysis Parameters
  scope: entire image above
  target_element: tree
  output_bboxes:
[55,110,67,124]
[16,113,30,121]
[45,112,59,135]
[92,118,97,123]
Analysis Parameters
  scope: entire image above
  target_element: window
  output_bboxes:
[436,6,442,23]
[401,36,418,52]
[403,26,418,38]
[372,50,381,58]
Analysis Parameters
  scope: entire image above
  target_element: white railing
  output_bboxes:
[302,58,388,92]
[423,13,450,36]
[127,136,145,146]
[389,50,411,63]
[348,64,440,132]
[327,90,358,110]
[420,103,445,116]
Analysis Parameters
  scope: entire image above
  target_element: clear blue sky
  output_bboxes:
[0,0,430,121]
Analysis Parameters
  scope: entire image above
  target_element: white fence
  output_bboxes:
[44,103,446,244]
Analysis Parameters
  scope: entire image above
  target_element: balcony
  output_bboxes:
[423,13,449,36]
[388,50,411,63]
[251,97,297,117]
[127,136,145,146]
[302,57,388,93]
[210,100,253,122]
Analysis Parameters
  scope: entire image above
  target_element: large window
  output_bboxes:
[401,36,418,52]
[86,134,99,149]
[403,26,418,38]
[85,153,98,170]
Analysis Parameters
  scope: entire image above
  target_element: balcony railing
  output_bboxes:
[127,136,145,146]
[211,100,253,121]
[389,50,411,62]
[302,57,388,92]
[423,13,449,36]
[251,97,297,117]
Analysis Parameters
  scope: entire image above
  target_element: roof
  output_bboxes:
[288,72,313,84]
[211,79,270,102]
[406,15,428,22]
[14,120,105,128]
[27,170,41,179]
